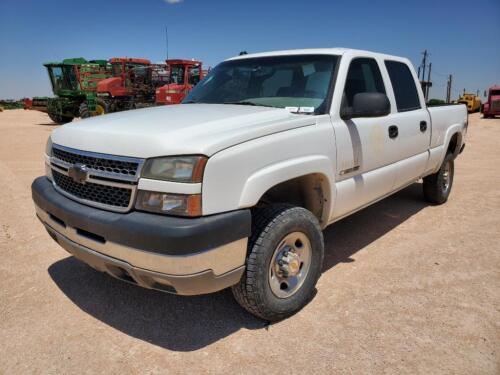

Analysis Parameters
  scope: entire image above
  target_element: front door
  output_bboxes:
[331,57,399,219]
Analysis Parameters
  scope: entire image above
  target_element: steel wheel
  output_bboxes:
[268,231,312,298]
[92,104,105,116]
[442,160,451,193]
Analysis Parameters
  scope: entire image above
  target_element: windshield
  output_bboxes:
[184,54,339,114]
[491,90,500,96]
[48,65,78,92]
[170,64,186,84]
[111,63,123,76]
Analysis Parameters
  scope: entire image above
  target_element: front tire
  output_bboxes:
[48,112,73,124]
[232,204,324,322]
[79,99,108,119]
[423,153,454,204]
[79,102,90,118]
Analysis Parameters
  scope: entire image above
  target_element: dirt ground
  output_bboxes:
[0,109,498,374]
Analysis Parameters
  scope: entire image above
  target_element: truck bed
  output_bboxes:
[427,103,468,149]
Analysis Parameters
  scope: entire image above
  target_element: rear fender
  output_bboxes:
[431,125,464,174]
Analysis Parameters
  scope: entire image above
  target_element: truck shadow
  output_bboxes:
[322,182,427,270]
[48,182,428,352]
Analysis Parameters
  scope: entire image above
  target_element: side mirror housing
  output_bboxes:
[341,92,391,120]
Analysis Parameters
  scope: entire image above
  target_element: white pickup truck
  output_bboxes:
[32,48,467,321]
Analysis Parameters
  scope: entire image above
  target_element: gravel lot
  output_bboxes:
[0,109,498,374]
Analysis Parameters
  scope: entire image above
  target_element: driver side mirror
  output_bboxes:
[341,92,391,120]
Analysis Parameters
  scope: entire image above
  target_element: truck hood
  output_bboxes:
[51,104,315,158]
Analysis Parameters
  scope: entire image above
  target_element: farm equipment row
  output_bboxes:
[25,57,205,123]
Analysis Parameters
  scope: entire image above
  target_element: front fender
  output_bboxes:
[239,155,333,207]
[482,102,490,114]
[201,118,337,218]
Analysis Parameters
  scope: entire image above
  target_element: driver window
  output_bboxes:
[342,58,385,109]
[188,66,201,85]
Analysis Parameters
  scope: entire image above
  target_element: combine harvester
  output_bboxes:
[155,59,205,105]
[96,58,168,113]
[26,58,112,123]
[28,56,203,122]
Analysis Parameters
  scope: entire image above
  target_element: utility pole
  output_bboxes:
[421,50,428,81]
[165,26,169,61]
[425,62,432,102]
[446,74,453,103]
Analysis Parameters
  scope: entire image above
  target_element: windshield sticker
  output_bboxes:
[285,106,299,113]
[298,107,315,113]
[302,64,315,76]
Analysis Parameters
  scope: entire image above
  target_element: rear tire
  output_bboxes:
[232,204,324,322]
[48,112,73,124]
[423,153,454,204]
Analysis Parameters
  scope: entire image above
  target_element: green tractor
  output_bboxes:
[30,58,112,124]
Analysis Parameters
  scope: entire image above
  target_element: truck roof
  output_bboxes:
[227,48,409,63]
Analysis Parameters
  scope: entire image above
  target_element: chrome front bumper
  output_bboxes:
[33,177,251,295]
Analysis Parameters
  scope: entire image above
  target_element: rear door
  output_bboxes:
[383,60,431,188]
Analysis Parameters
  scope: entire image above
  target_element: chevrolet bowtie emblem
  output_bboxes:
[68,163,88,184]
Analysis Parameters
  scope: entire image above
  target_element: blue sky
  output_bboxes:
[1,0,499,100]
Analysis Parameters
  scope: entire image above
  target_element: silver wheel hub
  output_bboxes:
[268,232,312,299]
[442,161,451,192]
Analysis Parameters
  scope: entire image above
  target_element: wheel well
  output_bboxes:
[447,133,461,157]
[258,173,329,226]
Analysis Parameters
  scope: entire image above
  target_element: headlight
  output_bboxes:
[135,191,201,216]
[45,136,53,157]
[141,156,207,183]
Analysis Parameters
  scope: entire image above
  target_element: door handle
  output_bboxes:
[420,121,427,132]
[388,125,398,139]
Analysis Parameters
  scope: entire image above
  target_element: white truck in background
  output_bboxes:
[32,48,467,321]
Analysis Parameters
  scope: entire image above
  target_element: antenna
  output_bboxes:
[165,26,169,61]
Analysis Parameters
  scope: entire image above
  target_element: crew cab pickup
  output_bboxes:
[32,48,467,321]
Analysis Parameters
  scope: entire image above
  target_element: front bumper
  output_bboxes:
[32,176,251,295]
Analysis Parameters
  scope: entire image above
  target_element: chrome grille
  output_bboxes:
[491,100,500,111]
[53,146,139,177]
[52,170,132,208]
[49,144,144,212]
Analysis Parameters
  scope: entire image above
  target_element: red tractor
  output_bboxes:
[97,57,167,113]
[482,85,500,118]
[155,59,204,105]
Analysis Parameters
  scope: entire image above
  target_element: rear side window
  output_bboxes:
[342,58,385,108]
[385,61,421,112]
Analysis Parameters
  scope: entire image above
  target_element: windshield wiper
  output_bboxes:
[223,101,274,108]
